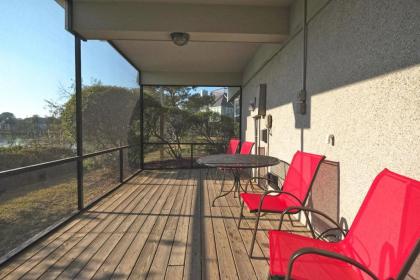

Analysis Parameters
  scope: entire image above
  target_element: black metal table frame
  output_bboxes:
[211,167,245,206]
[198,154,280,207]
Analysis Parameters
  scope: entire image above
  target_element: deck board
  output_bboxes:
[0,169,310,280]
[3,173,154,280]
[42,174,160,279]
[0,173,141,279]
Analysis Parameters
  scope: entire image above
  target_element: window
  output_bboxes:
[0,0,77,257]
[81,41,140,202]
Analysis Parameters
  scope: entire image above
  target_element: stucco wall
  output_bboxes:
[242,0,420,275]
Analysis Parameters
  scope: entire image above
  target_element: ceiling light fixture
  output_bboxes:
[249,97,257,112]
[170,32,190,46]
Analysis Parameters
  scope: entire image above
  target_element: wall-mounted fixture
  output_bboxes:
[258,84,267,116]
[266,114,273,129]
[170,32,190,46]
[327,134,335,146]
[249,97,257,112]
[297,89,307,115]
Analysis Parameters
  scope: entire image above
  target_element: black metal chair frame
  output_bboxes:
[269,206,420,280]
[238,158,325,257]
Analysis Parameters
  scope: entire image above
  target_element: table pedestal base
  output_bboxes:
[212,168,244,207]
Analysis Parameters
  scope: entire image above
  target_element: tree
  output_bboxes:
[44,100,68,147]
[183,93,215,112]
[58,83,237,165]
[0,112,16,127]
[188,111,234,144]
[0,112,18,145]
[61,82,140,153]
[143,87,236,161]
[154,86,192,107]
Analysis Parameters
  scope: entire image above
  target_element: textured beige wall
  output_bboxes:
[242,1,420,274]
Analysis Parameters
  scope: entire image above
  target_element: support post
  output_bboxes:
[75,36,84,210]
[140,85,144,170]
[190,144,194,168]
[239,87,243,141]
[119,148,124,182]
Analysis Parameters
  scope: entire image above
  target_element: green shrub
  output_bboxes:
[0,146,74,171]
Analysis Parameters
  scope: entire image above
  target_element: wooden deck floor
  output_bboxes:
[0,169,310,280]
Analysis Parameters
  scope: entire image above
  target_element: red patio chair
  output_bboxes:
[239,141,254,155]
[226,138,240,154]
[239,151,325,256]
[213,141,255,206]
[269,169,420,280]
[214,138,240,183]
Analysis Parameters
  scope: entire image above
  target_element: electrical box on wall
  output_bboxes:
[250,84,267,118]
[297,89,307,115]
[258,84,267,117]
[267,172,280,190]
[261,129,268,143]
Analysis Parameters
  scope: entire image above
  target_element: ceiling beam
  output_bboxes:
[141,71,242,86]
[72,1,289,43]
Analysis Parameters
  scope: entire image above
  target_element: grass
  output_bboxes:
[0,178,77,257]
[0,167,122,258]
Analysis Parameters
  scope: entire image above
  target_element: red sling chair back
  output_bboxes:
[213,138,241,198]
[344,169,420,279]
[240,151,325,256]
[280,151,325,205]
[239,141,254,155]
[269,169,420,280]
[226,138,240,154]
[241,151,325,213]
[212,140,254,207]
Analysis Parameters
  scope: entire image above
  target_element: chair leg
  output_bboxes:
[212,172,226,207]
[213,168,219,184]
[205,168,210,181]
[238,200,245,229]
[249,210,261,257]
[286,213,294,228]
[215,168,226,187]
[220,170,226,192]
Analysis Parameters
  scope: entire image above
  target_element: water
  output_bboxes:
[0,136,26,148]
[0,138,9,147]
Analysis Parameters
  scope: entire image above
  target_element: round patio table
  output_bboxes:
[197,154,280,206]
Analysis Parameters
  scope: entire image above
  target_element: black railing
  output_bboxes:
[0,145,138,181]
[143,142,225,169]
[0,144,141,210]
[0,144,142,265]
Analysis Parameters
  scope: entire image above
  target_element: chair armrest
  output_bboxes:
[257,191,304,213]
[397,238,420,280]
[317,228,348,241]
[244,177,280,193]
[278,206,347,240]
[286,247,379,280]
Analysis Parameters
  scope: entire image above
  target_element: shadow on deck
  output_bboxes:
[0,169,311,280]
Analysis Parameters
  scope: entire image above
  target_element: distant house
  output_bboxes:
[209,88,234,121]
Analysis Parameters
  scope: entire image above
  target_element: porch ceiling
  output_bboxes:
[80,0,293,6]
[70,0,292,85]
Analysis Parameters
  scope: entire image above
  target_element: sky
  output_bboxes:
[0,1,224,119]
[0,0,138,118]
